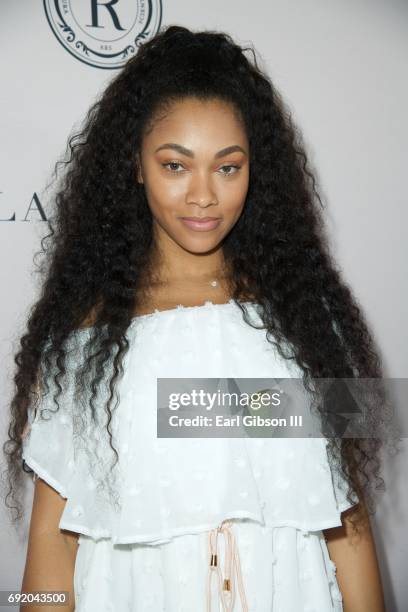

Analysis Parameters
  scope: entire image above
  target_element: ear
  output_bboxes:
[135,154,144,184]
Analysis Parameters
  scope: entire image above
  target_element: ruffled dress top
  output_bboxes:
[22,299,358,612]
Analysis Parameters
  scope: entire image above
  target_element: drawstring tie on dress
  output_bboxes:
[207,519,249,611]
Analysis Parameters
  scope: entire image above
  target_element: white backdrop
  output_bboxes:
[1,1,407,610]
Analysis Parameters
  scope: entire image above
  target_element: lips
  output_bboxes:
[181,217,220,222]
[179,217,222,232]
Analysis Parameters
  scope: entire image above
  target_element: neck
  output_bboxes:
[147,230,230,286]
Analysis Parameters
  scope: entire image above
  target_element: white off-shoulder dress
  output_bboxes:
[22,299,358,612]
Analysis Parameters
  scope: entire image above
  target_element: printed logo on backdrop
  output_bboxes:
[0,192,47,222]
[43,0,162,69]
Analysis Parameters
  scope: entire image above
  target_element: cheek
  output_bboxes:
[222,176,249,213]
[144,172,181,212]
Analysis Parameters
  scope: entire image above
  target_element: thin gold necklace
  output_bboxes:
[176,272,227,288]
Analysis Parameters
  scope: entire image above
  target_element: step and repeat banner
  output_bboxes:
[1,1,407,610]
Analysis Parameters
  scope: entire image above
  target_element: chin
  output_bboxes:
[178,238,222,254]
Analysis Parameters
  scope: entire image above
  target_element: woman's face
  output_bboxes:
[136,97,250,255]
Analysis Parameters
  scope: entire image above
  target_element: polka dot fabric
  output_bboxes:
[22,300,358,611]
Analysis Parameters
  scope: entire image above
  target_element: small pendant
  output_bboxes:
[210,280,218,287]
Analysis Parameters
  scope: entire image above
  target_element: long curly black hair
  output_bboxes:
[2,24,398,535]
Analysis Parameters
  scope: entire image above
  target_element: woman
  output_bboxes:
[3,25,388,611]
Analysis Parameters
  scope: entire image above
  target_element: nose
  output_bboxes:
[186,170,218,208]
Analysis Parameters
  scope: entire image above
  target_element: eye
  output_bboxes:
[219,164,241,176]
[162,161,184,173]
[161,162,241,176]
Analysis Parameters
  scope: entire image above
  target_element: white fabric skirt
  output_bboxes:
[73,518,343,612]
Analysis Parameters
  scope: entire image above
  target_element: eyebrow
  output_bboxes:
[154,143,247,158]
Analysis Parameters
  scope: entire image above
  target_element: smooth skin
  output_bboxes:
[20,478,78,612]
[21,97,386,610]
[323,503,386,611]
[135,97,251,311]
